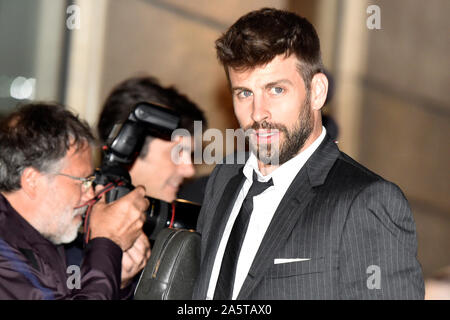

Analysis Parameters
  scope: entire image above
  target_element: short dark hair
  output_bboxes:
[215,8,324,89]
[0,103,94,192]
[97,76,206,149]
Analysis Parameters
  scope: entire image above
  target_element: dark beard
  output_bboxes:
[246,92,313,166]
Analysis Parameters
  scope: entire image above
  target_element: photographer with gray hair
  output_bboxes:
[0,103,149,299]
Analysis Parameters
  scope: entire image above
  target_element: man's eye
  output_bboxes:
[270,87,284,95]
[237,90,252,98]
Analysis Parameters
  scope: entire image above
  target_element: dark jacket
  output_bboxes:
[193,134,424,299]
[0,194,123,299]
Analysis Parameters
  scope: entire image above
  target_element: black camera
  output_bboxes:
[95,102,200,240]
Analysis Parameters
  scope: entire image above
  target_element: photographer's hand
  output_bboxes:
[120,232,151,289]
[89,185,149,251]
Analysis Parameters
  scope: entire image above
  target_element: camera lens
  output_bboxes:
[143,197,201,240]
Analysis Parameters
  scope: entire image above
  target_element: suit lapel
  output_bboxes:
[198,168,245,298]
[237,134,340,299]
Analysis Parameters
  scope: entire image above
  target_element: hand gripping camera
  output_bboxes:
[94,102,200,240]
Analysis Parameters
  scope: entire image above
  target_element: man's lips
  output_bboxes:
[73,206,87,218]
[254,130,279,143]
[168,180,182,190]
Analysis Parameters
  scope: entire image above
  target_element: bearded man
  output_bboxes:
[193,8,424,300]
[0,103,149,299]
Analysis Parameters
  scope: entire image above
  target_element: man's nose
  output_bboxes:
[179,162,195,178]
[251,95,270,123]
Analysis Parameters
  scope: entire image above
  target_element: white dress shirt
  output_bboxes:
[207,127,327,300]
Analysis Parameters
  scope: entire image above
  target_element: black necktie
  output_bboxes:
[214,171,273,300]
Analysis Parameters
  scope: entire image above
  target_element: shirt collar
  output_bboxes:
[243,126,327,187]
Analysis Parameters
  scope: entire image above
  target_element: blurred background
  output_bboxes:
[0,0,449,289]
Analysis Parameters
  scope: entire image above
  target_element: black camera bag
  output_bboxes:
[134,228,200,300]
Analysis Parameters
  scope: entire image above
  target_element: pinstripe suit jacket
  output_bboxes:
[193,134,424,299]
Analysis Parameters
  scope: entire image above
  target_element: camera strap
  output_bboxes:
[76,182,125,246]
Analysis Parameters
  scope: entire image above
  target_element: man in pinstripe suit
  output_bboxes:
[193,8,424,299]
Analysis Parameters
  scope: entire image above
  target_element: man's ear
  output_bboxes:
[20,167,41,199]
[310,73,329,111]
